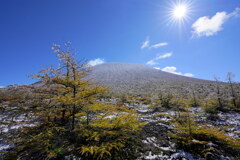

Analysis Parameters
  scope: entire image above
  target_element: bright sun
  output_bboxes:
[165,0,193,27]
[173,5,187,19]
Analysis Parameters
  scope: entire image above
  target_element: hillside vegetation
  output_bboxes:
[0,44,240,160]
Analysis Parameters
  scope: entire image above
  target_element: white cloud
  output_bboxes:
[141,37,168,49]
[192,8,240,37]
[146,52,172,66]
[141,37,150,49]
[162,66,177,72]
[154,67,161,70]
[87,58,105,67]
[156,52,172,60]
[150,42,168,49]
[0,86,5,88]
[162,66,194,77]
[184,73,194,77]
[146,60,157,65]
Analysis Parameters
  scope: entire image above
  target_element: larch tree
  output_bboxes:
[226,72,237,108]
[214,76,223,109]
[7,42,144,160]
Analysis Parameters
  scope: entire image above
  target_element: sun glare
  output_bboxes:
[173,5,187,19]
[164,0,194,28]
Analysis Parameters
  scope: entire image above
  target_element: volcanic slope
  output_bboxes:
[86,63,215,95]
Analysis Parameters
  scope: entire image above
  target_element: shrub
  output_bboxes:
[169,113,240,159]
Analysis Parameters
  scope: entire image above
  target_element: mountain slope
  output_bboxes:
[86,63,214,94]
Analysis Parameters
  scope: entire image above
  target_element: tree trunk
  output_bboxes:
[61,109,66,125]
[71,86,76,130]
[71,67,77,131]
[72,104,76,130]
[230,81,237,108]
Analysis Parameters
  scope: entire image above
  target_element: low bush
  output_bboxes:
[169,113,240,159]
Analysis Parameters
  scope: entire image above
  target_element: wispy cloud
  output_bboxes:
[141,37,168,49]
[146,52,172,66]
[150,42,168,49]
[192,8,240,37]
[87,58,105,67]
[141,37,150,49]
[146,60,157,65]
[156,52,172,60]
[161,66,194,77]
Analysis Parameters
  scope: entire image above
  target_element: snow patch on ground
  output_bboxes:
[171,150,204,160]
[141,151,170,160]
[136,104,151,113]
[0,144,11,151]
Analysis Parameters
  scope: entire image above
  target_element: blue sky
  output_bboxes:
[1,0,240,87]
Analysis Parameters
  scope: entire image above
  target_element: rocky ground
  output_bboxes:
[0,104,37,157]
[133,103,240,160]
[1,102,240,160]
